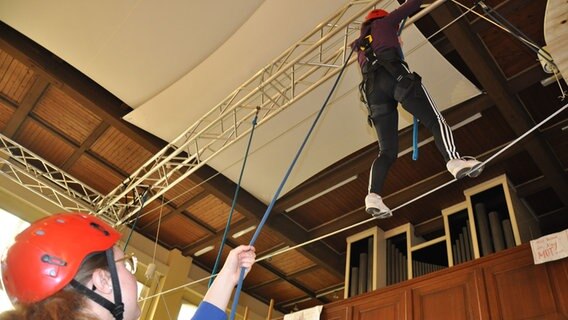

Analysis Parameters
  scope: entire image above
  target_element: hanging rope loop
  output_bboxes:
[208,108,261,288]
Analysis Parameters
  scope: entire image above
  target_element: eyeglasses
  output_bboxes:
[115,254,138,275]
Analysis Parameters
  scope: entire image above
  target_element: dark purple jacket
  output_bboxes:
[355,0,423,68]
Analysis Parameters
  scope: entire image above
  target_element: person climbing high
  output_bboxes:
[353,0,483,219]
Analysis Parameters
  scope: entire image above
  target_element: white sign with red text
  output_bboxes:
[530,229,568,264]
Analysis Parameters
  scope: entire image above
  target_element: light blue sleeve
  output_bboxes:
[191,301,227,320]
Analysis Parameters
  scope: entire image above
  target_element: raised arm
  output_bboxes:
[192,245,256,320]
[385,0,423,25]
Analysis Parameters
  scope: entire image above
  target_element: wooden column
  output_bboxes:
[148,249,192,320]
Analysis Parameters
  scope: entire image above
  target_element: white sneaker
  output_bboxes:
[446,157,484,179]
[365,193,392,219]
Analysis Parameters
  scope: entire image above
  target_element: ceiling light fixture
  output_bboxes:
[232,225,257,239]
[285,175,358,212]
[194,245,215,257]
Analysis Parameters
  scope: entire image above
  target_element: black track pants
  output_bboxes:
[364,64,460,195]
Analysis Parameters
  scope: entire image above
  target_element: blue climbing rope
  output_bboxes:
[228,48,356,320]
[397,17,419,161]
[208,108,260,288]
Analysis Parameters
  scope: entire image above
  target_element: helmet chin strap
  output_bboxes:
[70,249,125,320]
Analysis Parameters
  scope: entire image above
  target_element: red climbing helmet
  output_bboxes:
[365,9,389,21]
[1,213,120,304]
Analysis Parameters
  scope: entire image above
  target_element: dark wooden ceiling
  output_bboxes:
[0,0,566,314]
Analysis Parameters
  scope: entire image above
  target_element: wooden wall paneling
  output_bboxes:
[0,50,35,104]
[268,249,317,275]
[321,304,350,320]
[90,126,152,174]
[411,268,488,320]
[351,289,409,320]
[17,119,75,168]
[294,267,344,293]
[157,214,211,247]
[483,246,567,319]
[0,99,14,130]
[187,194,245,230]
[33,86,102,144]
[547,258,568,316]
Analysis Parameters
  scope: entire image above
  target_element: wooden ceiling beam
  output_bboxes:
[140,190,210,231]
[430,0,535,56]
[25,115,215,237]
[180,219,256,255]
[248,263,324,305]
[191,165,345,278]
[247,265,322,291]
[2,76,49,138]
[430,2,568,207]
[61,122,110,171]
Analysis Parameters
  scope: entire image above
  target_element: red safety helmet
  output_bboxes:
[365,9,389,21]
[1,213,120,304]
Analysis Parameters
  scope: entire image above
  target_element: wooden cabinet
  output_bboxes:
[352,290,408,320]
[314,245,568,320]
[321,305,349,320]
[483,247,568,319]
[411,268,488,320]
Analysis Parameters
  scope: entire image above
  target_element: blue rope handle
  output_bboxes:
[412,116,419,160]
[208,108,260,288]
[397,17,419,161]
[228,48,356,320]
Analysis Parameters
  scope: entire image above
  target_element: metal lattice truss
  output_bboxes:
[96,0,389,226]
[0,134,123,223]
[1,0,448,226]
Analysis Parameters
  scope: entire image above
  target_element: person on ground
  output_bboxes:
[0,212,255,320]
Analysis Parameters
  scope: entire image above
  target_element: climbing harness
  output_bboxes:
[357,17,421,160]
[208,107,260,288]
